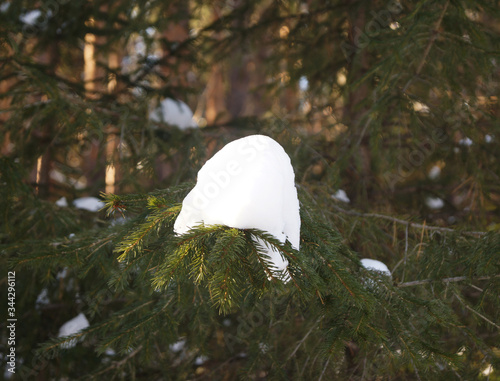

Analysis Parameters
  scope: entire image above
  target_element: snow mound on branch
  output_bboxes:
[55,196,68,207]
[332,189,350,203]
[58,313,89,349]
[169,338,186,353]
[458,137,473,146]
[361,258,391,277]
[426,196,444,209]
[19,10,41,25]
[149,98,197,130]
[428,165,441,180]
[35,288,50,309]
[73,197,104,212]
[174,135,300,281]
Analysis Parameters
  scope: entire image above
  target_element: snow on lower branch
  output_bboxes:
[174,135,300,282]
[58,313,90,349]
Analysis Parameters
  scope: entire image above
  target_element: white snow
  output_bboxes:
[58,313,89,349]
[458,137,473,146]
[134,36,146,56]
[169,338,186,353]
[299,76,309,91]
[149,98,197,130]
[361,258,391,277]
[485,134,493,143]
[35,288,50,308]
[194,355,209,365]
[174,135,300,281]
[145,27,156,36]
[426,196,444,209]
[57,267,68,280]
[428,165,441,180]
[259,342,269,353]
[0,2,10,13]
[332,189,350,203]
[55,196,68,207]
[19,10,41,25]
[481,364,494,376]
[73,197,104,212]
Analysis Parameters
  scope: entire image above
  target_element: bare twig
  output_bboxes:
[287,318,321,361]
[403,0,450,92]
[91,345,143,378]
[454,292,500,330]
[318,357,331,381]
[331,204,486,237]
[398,275,500,288]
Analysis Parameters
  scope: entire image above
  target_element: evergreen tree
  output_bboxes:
[1,0,499,379]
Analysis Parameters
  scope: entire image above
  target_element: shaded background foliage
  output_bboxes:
[1,0,500,379]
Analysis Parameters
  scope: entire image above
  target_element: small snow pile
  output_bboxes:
[332,189,350,203]
[174,135,300,282]
[299,76,309,91]
[149,98,197,130]
[57,267,68,280]
[55,196,68,207]
[19,9,41,25]
[169,338,186,353]
[35,288,50,309]
[73,197,104,212]
[485,134,493,143]
[426,197,444,209]
[458,137,473,146]
[0,2,10,13]
[428,165,441,180]
[58,313,89,349]
[195,355,209,366]
[361,258,391,277]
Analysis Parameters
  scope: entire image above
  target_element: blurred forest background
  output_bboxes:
[1,0,500,380]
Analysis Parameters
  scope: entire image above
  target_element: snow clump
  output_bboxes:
[174,135,300,282]
[426,197,444,209]
[73,197,104,212]
[149,98,197,130]
[332,189,350,203]
[361,258,391,277]
[58,313,90,349]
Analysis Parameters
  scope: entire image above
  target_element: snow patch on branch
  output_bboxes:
[73,197,105,212]
[149,98,197,130]
[58,313,90,349]
[174,135,300,281]
[361,258,391,277]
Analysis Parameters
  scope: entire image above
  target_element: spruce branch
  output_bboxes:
[402,0,450,93]
[91,345,144,379]
[331,204,486,236]
[453,292,500,330]
[398,274,500,288]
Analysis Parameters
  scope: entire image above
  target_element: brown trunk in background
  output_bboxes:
[154,2,193,183]
[105,50,122,194]
[206,64,228,125]
[34,42,60,198]
[81,21,106,190]
[159,2,191,88]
